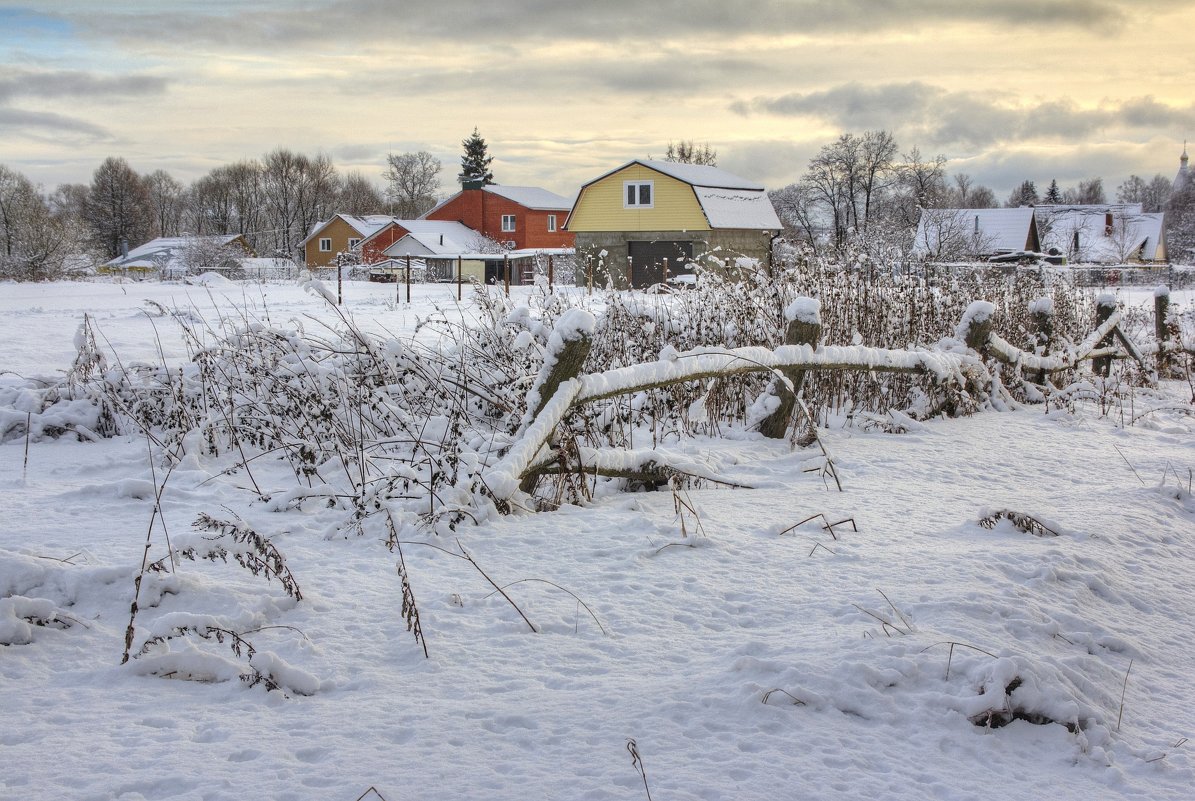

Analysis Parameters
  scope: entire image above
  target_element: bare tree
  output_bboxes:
[384,151,441,218]
[260,149,341,261]
[0,165,76,280]
[143,169,186,238]
[947,174,998,209]
[1117,174,1172,213]
[804,133,859,247]
[915,208,997,261]
[339,171,384,216]
[664,141,718,166]
[1063,177,1106,205]
[190,168,236,236]
[178,234,245,276]
[84,157,152,258]
[892,146,948,229]
[769,183,822,255]
[857,130,898,230]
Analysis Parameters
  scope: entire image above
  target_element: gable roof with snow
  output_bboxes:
[567,159,780,232]
[912,207,1039,258]
[381,222,489,258]
[302,214,397,247]
[1035,205,1166,263]
[104,235,248,269]
[481,185,572,210]
[587,160,766,192]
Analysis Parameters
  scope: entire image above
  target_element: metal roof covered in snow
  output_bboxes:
[912,207,1037,256]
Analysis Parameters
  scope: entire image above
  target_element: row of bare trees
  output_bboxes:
[769,131,966,258]
[0,146,450,280]
[770,129,1195,264]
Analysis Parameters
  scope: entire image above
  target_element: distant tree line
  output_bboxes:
[4,126,1195,280]
[0,146,455,280]
[0,130,518,280]
[769,129,1195,263]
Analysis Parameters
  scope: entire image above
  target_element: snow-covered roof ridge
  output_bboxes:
[104,235,244,267]
[912,207,1037,256]
[637,160,765,190]
[483,185,572,210]
[301,214,398,247]
[1036,205,1166,263]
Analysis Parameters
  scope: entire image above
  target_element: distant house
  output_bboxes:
[564,160,781,288]
[373,221,550,285]
[1034,204,1167,264]
[301,214,396,268]
[357,219,493,265]
[101,235,254,278]
[423,184,575,251]
[912,207,1041,261]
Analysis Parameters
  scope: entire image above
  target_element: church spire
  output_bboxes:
[1176,141,1190,193]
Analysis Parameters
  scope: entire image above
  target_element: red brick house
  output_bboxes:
[423,185,575,250]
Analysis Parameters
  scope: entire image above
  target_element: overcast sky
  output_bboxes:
[2,0,1193,200]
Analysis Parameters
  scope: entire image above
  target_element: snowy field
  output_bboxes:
[2,278,1194,801]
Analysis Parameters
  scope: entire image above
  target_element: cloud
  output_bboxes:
[957,144,1168,198]
[0,107,112,140]
[49,0,1157,51]
[0,68,165,148]
[0,69,169,102]
[734,83,1195,151]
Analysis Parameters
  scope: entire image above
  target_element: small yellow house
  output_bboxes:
[565,160,781,288]
[301,214,396,268]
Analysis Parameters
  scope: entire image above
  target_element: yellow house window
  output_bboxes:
[624,181,653,209]
[319,238,332,252]
[348,238,361,250]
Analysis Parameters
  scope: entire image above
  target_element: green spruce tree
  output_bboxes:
[459,127,494,186]
[1043,179,1062,204]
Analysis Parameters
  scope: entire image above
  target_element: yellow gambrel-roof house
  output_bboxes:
[565,160,781,288]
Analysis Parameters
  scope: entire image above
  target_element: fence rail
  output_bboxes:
[484,295,1191,506]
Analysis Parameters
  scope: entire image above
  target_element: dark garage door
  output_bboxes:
[628,240,692,288]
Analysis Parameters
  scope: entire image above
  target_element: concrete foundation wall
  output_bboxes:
[573,229,776,289]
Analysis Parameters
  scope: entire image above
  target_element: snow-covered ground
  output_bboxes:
[1,279,1193,800]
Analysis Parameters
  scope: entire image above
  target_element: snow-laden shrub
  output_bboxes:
[1,264,1149,526]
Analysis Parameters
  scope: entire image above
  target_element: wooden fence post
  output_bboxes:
[518,321,594,496]
[504,254,510,296]
[758,299,821,439]
[1093,295,1117,377]
[959,301,995,352]
[1029,297,1054,385]
[1155,286,1172,375]
[547,254,554,293]
[405,254,411,304]
[457,256,463,302]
